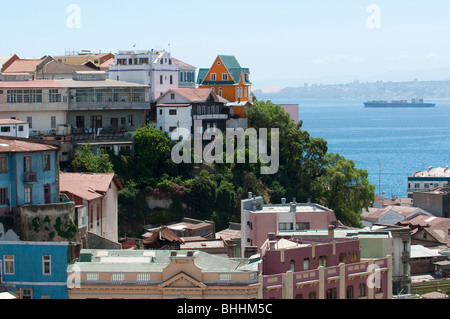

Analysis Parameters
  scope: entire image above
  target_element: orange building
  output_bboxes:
[197,55,252,118]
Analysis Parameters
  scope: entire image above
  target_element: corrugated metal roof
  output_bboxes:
[0,138,58,153]
[59,172,123,201]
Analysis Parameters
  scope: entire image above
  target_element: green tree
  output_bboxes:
[312,153,375,227]
[72,144,114,173]
[184,170,217,219]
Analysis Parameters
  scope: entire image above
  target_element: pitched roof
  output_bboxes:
[172,57,196,69]
[0,138,58,153]
[156,88,228,104]
[399,215,450,245]
[38,60,95,74]
[142,226,184,246]
[0,79,65,88]
[197,55,251,86]
[365,205,430,219]
[59,172,123,201]
[2,57,47,74]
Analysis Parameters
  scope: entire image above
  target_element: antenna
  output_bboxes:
[378,162,383,196]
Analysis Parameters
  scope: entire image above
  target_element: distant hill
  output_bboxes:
[253,79,450,101]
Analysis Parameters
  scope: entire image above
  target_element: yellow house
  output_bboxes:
[67,249,260,299]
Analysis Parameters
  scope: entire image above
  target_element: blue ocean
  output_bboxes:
[272,99,450,198]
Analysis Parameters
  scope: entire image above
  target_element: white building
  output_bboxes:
[0,119,29,138]
[108,50,179,102]
[407,166,450,197]
[155,89,194,141]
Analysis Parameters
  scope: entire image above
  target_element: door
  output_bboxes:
[44,184,51,204]
[110,118,119,131]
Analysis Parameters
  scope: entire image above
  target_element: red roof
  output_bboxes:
[142,226,184,246]
[59,172,123,201]
[0,80,64,88]
[2,59,44,74]
[0,138,58,153]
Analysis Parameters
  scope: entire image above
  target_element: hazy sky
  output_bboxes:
[2,0,450,88]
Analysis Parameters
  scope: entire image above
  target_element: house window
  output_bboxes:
[49,89,61,103]
[347,285,354,299]
[128,115,134,126]
[4,255,14,274]
[1,126,10,132]
[24,186,32,204]
[318,255,327,267]
[20,288,32,299]
[137,273,150,283]
[0,188,8,205]
[308,291,316,299]
[219,273,231,281]
[160,75,163,84]
[43,154,51,171]
[160,59,163,65]
[350,251,358,263]
[278,222,293,230]
[86,273,99,281]
[97,205,100,226]
[76,116,85,128]
[218,87,222,96]
[112,273,124,282]
[326,288,337,299]
[0,157,7,173]
[169,109,177,115]
[42,255,51,275]
[51,116,56,129]
[296,222,310,230]
[210,73,216,81]
[303,258,310,271]
[23,156,32,172]
[170,93,175,100]
[290,260,295,272]
[359,283,366,297]
[244,87,248,97]
[170,75,173,84]
[222,73,228,81]
[339,252,347,264]
[18,125,24,132]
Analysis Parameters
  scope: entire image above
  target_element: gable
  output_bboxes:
[158,272,206,290]
[205,56,232,82]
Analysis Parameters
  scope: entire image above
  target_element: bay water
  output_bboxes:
[272,99,450,198]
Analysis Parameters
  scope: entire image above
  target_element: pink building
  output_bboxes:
[279,104,299,124]
[259,234,393,299]
[241,194,337,257]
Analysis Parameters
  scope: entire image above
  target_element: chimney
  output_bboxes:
[290,202,296,212]
[281,198,286,205]
[248,192,252,199]
[328,225,335,238]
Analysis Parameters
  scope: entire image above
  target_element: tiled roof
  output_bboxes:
[59,172,123,201]
[0,80,65,88]
[172,88,228,103]
[2,58,45,74]
[400,215,450,244]
[38,60,95,74]
[365,205,428,219]
[142,226,184,245]
[172,57,196,69]
[0,138,58,153]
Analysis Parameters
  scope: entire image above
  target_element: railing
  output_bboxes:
[23,172,37,182]
[193,114,229,120]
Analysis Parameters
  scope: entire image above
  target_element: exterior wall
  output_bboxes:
[0,86,69,135]
[407,177,450,197]
[0,123,29,138]
[242,209,337,257]
[18,202,76,242]
[108,51,179,101]
[0,149,59,215]
[261,257,392,299]
[67,250,259,299]
[156,106,192,140]
[413,191,449,218]
[0,241,71,299]
[200,56,251,103]
[101,181,119,243]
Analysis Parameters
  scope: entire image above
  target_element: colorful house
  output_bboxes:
[0,241,79,299]
[259,234,393,299]
[197,55,252,116]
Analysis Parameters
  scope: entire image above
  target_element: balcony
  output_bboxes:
[193,114,229,121]
[23,171,37,182]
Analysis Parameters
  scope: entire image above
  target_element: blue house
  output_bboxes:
[0,137,60,216]
[0,241,78,299]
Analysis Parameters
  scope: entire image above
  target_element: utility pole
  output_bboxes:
[378,162,383,196]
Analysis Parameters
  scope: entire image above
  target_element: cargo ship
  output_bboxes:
[363,98,435,108]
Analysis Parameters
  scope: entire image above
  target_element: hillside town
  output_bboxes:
[0,50,449,301]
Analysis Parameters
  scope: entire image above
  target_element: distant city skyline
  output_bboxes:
[3,0,450,88]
